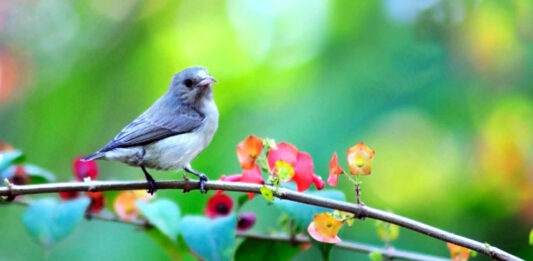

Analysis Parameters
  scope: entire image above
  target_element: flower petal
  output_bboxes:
[292,152,314,192]
[236,135,264,169]
[267,142,298,170]
[312,174,325,190]
[206,193,234,218]
[73,156,99,181]
[307,217,342,244]
[347,142,375,175]
[447,243,471,261]
[237,212,256,231]
[327,152,343,186]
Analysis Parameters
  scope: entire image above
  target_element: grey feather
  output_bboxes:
[98,104,205,152]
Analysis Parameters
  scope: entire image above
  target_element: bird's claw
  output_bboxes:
[147,179,157,195]
[198,173,208,194]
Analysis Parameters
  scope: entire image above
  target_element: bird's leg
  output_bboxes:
[183,164,208,194]
[141,165,157,195]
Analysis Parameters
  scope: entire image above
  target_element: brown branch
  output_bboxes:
[84,208,449,261]
[0,179,523,261]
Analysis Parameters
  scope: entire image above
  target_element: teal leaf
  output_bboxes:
[0,150,25,173]
[137,199,181,242]
[274,190,345,230]
[23,197,90,249]
[0,164,55,184]
[235,238,300,261]
[181,214,237,261]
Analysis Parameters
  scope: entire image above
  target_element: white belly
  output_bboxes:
[104,99,219,171]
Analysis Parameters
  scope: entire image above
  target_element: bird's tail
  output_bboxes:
[82,152,104,161]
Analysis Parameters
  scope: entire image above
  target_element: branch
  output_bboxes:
[0,179,523,261]
[84,209,449,261]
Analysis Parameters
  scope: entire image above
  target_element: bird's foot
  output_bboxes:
[147,179,157,195]
[198,173,208,194]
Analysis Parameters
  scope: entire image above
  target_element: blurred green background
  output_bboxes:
[1,0,532,260]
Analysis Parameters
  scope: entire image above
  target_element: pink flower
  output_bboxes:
[73,156,98,181]
[268,142,322,192]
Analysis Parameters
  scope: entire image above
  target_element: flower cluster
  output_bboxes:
[221,136,324,200]
[308,142,377,244]
[326,142,375,187]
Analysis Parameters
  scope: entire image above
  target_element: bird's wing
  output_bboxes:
[98,105,205,152]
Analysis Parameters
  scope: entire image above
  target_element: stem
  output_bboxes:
[0,179,523,261]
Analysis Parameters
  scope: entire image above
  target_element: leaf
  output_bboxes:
[24,164,55,184]
[146,229,186,260]
[23,197,90,249]
[274,190,345,230]
[375,220,399,242]
[529,229,533,245]
[260,186,274,201]
[137,199,181,242]
[234,238,300,261]
[368,252,383,261]
[236,194,249,211]
[311,237,335,261]
[0,150,25,173]
[181,214,237,261]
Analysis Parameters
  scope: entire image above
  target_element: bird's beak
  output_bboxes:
[198,76,217,87]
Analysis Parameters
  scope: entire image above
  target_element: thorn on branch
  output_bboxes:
[3,178,15,202]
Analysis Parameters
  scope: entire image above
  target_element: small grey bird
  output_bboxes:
[83,67,218,194]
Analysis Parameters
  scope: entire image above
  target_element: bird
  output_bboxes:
[83,67,218,195]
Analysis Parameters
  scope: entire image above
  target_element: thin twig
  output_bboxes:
[0,180,523,261]
[82,207,449,261]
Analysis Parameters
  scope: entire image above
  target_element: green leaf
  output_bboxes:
[25,164,55,184]
[470,250,478,257]
[368,252,383,261]
[137,199,181,242]
[235,238,300,261]
[236,194,249,210]
[181,214,237,261]
[260,186,274,201]
[23,197,90,249]
[274,190,345,230]
[311,237,335,261]
[529,229,533,245]
[375,220,399,242]
[146,229,186,260]
[0,150,25,173]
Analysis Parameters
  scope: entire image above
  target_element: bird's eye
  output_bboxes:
[184,79,193,87]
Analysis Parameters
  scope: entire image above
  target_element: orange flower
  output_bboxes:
[113,190,152,221]
[307,213,343,243]
[327,152,344,186]
[347,142,375,175]
[447,243,471,261]
[236,135,264,169]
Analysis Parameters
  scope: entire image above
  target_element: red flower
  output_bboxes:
[73,157,98,181]
[206,193,234,218]
[59,190,80,200]
[327,152,344,186]
[236,135,263,169]
[220,164,264,199]
[237,212,256,231]
[86,191,105,214]
[9,166,30,185]
[267,142,322,192]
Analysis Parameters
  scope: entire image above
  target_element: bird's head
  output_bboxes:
[169,67,217,105]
